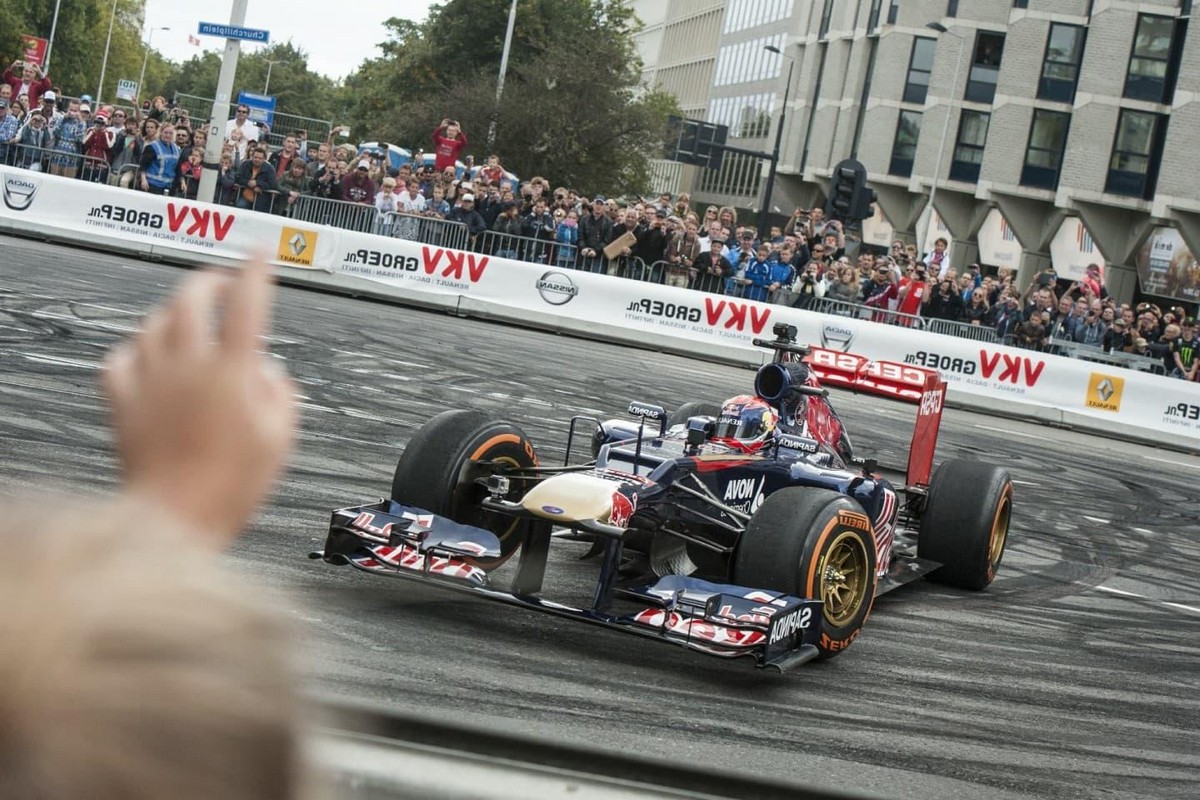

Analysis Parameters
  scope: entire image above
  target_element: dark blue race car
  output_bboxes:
[313,324,1013,670]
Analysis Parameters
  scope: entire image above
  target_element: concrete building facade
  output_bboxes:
[638,0,1200,305]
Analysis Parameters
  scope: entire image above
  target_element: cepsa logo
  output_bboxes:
[1164,401,1200,427]
[83,202,234,248]
[905,349,1046,390]
[624,296,771,336]
[338,245,488,288]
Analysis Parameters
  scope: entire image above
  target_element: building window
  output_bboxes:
[1021,110,1071,190]
[947,0,959,16]
[965,32,1005,104]
[950,111,989,183]
[1039,24,1085,103]
[903,37,936,104]
[868,0,884,30]
[820,0,835,38]
[887,0,900,25]
[1013,0,1028,7]
[1125,15,1181,103]
[1105,109,1168,199]
[889,110,922,177]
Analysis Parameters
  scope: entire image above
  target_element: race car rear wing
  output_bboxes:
[802,347,946,489]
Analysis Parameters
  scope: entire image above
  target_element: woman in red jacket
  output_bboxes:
[431,118,467,173]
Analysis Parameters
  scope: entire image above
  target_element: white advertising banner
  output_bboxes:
[0,168,338,271]
[1050,216,1105,281]
[859,203,894,249]
[3,170,1199,445]
[975,208,1023,272]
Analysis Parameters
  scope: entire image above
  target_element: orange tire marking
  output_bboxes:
[470,433,522,461]
[804,517,842,598]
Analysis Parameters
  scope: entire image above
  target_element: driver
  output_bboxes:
[711,395,778,453]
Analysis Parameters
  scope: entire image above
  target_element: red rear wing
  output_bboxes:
[803,347,946,488]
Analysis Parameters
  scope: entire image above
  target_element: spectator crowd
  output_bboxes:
[2,58,1196,379]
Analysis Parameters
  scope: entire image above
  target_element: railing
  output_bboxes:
[172,92,333,151]
[289,194,378,233]
[476,230,571,268]
[381,211,470,251]
[1,142,111,183]
[1048,337,1166,374]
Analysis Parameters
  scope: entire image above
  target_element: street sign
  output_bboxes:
[115,79,138,101]
[237,91,276,128]
[197,22,270,43]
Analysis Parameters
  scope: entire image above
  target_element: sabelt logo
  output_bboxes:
[2,173,39,211]
[277,226,318,267]
[1086,373,1124,413]
[536,271,578,305]
[820,322,855,352]
[625,297,771,334]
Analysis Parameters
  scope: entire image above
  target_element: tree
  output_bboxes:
[341,0,677,196]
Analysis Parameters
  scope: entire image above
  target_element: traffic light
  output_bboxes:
[824,159,876,222]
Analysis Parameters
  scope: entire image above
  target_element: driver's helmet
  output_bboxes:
[712,395,778,452]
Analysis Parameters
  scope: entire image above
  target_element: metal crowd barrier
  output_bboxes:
[381,211,469,251]
[289,194,378,233]
[172,92,333,150]
[924,317,1001,342]
[477,230,562,267]
[807,296,928,329]
[1048,337,1166,374]
[1,142,110,182]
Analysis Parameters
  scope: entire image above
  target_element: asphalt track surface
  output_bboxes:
[2,233,1199,800]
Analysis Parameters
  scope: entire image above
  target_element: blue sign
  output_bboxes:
[237,91,276,128]
[197,22,270,43]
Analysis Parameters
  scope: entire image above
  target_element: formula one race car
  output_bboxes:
[313,324,1013,670]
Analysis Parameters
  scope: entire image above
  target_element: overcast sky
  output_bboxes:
[144,0,438,80]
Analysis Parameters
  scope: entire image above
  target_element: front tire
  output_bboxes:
[918,459,1013,590]
[734,488,877,659]
[391,409,545,568]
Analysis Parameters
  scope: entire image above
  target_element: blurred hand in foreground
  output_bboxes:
[103,259,297,547]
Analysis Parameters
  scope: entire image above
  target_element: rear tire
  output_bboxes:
[391,409,546,568]
[734,488,877,659]
[918,459,1013,590]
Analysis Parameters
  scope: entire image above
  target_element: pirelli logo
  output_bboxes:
[837,511,872,532]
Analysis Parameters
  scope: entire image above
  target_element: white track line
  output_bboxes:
[1141,455,1200,470]
[1162,602,1200,615]
[1096,586,1145,599]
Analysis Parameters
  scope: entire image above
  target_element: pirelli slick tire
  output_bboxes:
[734,488,877,660]
[918,459,1013,590]
[391,409,546,569]
[668,401,723,428]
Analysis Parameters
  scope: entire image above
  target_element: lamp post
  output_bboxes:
[96,0,119,104]
[263,59,283,94]
[138,26,171,103]
[922,22,966,260]
[760,44,796,241]
[488,0,519,148]
[45,0,63,72]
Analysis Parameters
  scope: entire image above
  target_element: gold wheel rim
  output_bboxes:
[988,494,1011,567]
[822,530,871,628]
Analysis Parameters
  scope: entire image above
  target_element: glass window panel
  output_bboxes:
[1115,111,1156,154]
[1133,16,1174,59]
[973,32,1005,67]
[911,37,936,71]
[1046,25,1083,64]
[958,111,990,146]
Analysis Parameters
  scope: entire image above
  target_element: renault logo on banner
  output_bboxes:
[1086,373,1125,413]
[2,173,40,211]
[277,226,318,267]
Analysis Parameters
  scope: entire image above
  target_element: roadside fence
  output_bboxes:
[381,212,469,251]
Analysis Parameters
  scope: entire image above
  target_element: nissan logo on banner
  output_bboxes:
[536,271,579,305]
[820,322,855,352]
[2,173,40,211]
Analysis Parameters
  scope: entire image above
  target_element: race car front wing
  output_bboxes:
[312,500,824,671]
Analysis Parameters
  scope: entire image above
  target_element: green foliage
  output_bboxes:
[342,0,678,196]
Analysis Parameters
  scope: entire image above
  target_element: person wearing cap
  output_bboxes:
[1102,316,1133,354]
[447,191,487,243]
[48,99,85,178]
[36,89,61,129]
[13,108,52,170]
[3,60,53,108]
[340,160,376,205]
[80,107,116,183]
